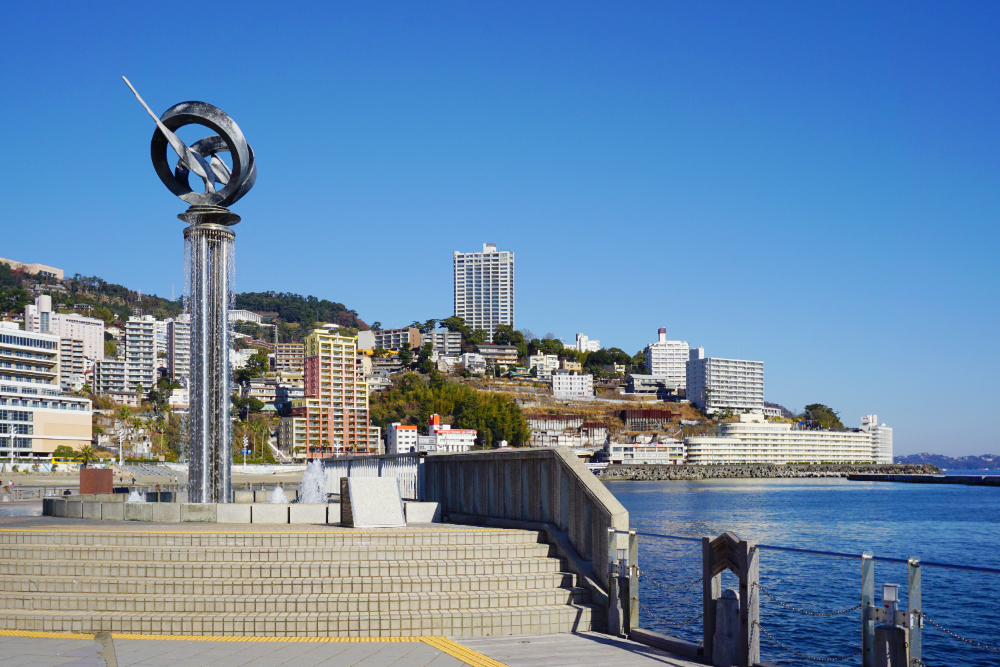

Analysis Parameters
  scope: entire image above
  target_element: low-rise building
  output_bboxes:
[0,257,63,280]
[625,374,676,398]
[528,354,559,380]
[387,423,419,454]
[604,439,685,465]
[373,327,421,352]
[458,352,486,374]
[560,359,582,372]
[229,310,262,325]
[417,414,476,453]
[685,414,877,465]
[552,370,593,400]
[476,345,519,368]
[422,330,463,357]
[570,333,601,353]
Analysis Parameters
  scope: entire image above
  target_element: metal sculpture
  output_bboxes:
[124,77,257,503]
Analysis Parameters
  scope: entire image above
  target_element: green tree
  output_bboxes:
[52,445,80,460]
[804,404,844,430]
[371,321,382,331]
[231,394,265,421]
[77,445,99,468]
[234,349,270,384]
[416,343,435,373]
[398,342,413,367]
[104,338,118,358]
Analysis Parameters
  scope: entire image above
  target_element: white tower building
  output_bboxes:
[860,415,893,464]
[453,243,514,342]
[643,328,689,392]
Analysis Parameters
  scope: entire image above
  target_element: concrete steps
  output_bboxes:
[0,527,601,637]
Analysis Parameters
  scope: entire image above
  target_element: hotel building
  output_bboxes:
[686,349,765,414]
[685,414,877,465]
[643,329,689,392]
[0,322,92,460]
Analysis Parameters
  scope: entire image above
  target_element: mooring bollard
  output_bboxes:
[713,589,739,667]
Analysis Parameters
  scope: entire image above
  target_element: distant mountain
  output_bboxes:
[895,453,1000,470]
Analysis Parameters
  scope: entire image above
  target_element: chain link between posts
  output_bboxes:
[637,568,704,590]
[754,582,862,617]
[755,620,861,662]
[636,598,704,626]
[919,611,1000,652]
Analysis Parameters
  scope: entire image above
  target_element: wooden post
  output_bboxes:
[737,540,759,667]
[862,551,875,667]
[628,530,639,635]
[702,537,721,662]
[713,589,740,667]
[908,558,921,664]
[874,625,909,667]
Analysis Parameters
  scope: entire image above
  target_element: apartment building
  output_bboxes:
[422,329,462,357]
[453,243,514,341]
[528,353,559,380]
[643,329,689,392]
[685,348,765,414]
[387,423,419,454]
[373,327,421,352]
[166,315,190,383]
[570,333,600,353]
[0,322,92,460]
[275,343,305,372]
[685,414,876,465]
[552,370,593,400]
[58,338,85,387]
[24,295,104,362]
[301,327,373,457]
[124,316,156,394]
[476,345,519,368]
[860,414,893,464]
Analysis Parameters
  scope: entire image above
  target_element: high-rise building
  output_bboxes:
[860,415,893,464]
[298,327,374,458]
[453,243,514,342]
[686,350,765,414]
[0,322,92,460]
[124,316,156,394]
[24,295,104,363]
[167,315,191,384]
[58,338,85,387]
[643,329,689,391]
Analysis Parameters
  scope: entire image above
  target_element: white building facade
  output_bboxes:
[643,329,689,392]
[860,414,893,464]
[24,295,104,363]
[229,310,262,325]
[528,353,559,380]
[685,414,877,465]
[124,316,156,394]
[571,333,600,353]
[453,243,514,342]
[686,350,765,414]
[552,371,593,400]
[387,423,419,454]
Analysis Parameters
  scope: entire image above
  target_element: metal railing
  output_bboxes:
[323,453,423,500]
[1,486,79,501]
[612,529,1000,666]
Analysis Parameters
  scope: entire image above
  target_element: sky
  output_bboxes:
[1,2,998,456]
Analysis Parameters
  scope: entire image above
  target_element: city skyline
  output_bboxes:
[2,2,998,456]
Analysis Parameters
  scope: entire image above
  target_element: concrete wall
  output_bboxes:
[423,447,628,590]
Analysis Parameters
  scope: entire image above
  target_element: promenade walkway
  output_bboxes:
[0,631,701,667]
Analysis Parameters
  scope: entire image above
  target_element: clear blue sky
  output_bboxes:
[1,2,997,456]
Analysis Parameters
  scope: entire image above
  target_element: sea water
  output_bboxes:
[605,476,1000,665]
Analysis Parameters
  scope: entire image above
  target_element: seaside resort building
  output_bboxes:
[685,414,880,465]
[0,322,92,461]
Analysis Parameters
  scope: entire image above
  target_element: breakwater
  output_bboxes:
[849,473,1000,486]
[599,463,939,481]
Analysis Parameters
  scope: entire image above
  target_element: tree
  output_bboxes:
[398,342,413,367]
[52,445,80,460]
[104,338,118,358]
[518,328,535,341]
[410,319,438,334]
[372,347,390,359]
[492,324,524,347]
[468,328,488,345]
[234,349,270,384]
[231,394,265,421]
[416,343,435,373]
[804,404,844,430]
[371,321,382,331]
[77,445,98,468]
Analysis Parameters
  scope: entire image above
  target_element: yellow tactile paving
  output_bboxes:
[0,629,510,666]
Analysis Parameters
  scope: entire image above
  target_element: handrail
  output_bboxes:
[624,530,1000,576]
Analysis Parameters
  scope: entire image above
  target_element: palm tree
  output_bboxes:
[78,445,98,468]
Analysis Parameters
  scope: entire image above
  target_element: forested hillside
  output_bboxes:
[234,291,367,330]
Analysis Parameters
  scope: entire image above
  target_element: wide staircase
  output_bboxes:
[0,527,599,637]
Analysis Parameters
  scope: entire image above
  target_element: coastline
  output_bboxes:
[598,462,940,481]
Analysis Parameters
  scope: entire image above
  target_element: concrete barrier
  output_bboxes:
[216,504,252,523]
[251,504,289,524]
[233,491,254,504]
[82,501,102,521]
[101,503,124,521]
[42,498,54,516]
[65,500,83,519]
[151,502,181,522]
[181,503,217,522]
[289,504,327,524]
[423,447,629,604]
[124,503,153,522]
[52,499,66,517]
[404,501,440,523]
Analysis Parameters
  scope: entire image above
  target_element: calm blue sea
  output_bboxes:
[604,476,1000,666]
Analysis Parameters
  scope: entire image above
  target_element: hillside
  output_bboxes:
[895,453,1000,470]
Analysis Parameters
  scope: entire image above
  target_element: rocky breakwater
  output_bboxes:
[600,463,941,481]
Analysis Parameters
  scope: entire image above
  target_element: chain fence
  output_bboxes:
[637,568,704,590]
[636,598,704,627]
[754,620,861,662]
[754,582,862,617]
[919,611,1000,652]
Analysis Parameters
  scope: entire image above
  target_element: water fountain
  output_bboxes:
[267,484,288,504]
[124,77,256,504]
[298,459,327,504]
[126,489,145,503]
